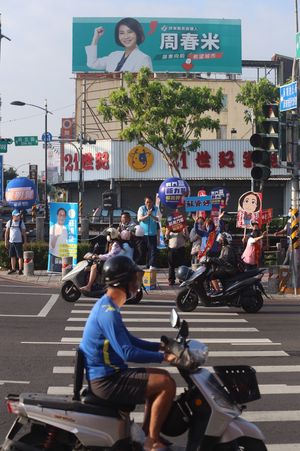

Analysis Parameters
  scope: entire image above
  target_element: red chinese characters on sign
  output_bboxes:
[261,208,273,224]
[243,151,252,168]
[196,151,211,168]
[219,151,235,168]
[64,152,110,172]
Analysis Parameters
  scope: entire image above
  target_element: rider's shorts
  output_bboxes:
[90,368,148,405]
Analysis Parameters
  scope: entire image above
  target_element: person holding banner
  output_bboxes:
[195,217,223,258]
[241,221,266,270]
[85,17,153,73]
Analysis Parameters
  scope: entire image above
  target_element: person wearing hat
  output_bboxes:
[4,210,27,275]
[241,221,266,270]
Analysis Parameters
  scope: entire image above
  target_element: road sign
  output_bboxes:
[296,32,300,59]
[0,143,7,153]
[279,81,297,112]
[41,132,52,143]
[14,136,38,146]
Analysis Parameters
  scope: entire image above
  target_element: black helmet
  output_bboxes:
[177,265,194,282]
[102,255,143,291]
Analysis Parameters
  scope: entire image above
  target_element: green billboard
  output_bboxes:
[72,17,241,74]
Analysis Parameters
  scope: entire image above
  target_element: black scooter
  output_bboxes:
[176,258,267,312]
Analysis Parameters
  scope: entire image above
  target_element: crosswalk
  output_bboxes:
[49,298,300,450]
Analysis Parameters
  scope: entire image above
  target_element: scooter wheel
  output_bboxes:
[241,292,264,313]
[176,288,198,312]
[126,289,143,304]
[61,281,81,302]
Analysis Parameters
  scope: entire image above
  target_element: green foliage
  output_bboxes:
[236,78,279,131]
[0,242,92,270]
[98,68,224,177]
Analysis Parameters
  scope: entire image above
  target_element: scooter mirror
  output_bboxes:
[170,309,180,328]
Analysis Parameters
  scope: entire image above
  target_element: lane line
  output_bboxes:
[70,309,238,316]
[38,294,60,317]
[65,323,259,331]
[0,380,30,385]
[0,291,51,296]
[52,365,300,374]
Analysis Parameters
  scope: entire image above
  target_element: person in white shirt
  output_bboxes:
[85,17,153,73]
[5,210,27,275]
[49,207,68,272]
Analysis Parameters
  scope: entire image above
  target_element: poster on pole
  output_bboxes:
[236,191,262,229]
[48,202,78,273]
[0,156,3,201]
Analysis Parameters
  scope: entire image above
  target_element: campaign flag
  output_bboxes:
[167,211,186,232]
[48,202,78,273]
[261,208,273,225]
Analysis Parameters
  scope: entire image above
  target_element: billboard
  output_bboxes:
[73,17,241,74]
[0,156,3,201]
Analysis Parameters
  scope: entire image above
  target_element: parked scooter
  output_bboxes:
[2,309,267,451]
[176,257,267,312]
[60,253,143,304]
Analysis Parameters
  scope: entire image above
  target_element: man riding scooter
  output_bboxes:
[80,255,176,451]
[208,232,238,295]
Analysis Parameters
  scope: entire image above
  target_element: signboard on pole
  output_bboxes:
[296,31,300,59]
[72,17,242,74]
[48,202,78,273]
[29,164,38,186]
[279,81,297,112]
[185,195,212,212]
[236,191,262,229]
[14,136,38,146]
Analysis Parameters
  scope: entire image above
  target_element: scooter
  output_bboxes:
[176,257,267,313]
[2,309,267,451]
[60,253,143,305]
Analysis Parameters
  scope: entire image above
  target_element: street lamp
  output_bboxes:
[11,100,53,222]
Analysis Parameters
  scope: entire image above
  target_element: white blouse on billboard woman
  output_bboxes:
[85,45,153,72]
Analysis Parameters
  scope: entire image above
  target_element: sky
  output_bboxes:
[0,0,298,174]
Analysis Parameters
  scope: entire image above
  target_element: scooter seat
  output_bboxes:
[83,390,136,412]
[20,393,121,418]
[223,269,261,284]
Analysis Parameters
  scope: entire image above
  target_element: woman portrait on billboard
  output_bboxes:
[85,17,153,72]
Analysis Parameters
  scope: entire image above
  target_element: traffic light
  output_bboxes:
[102,190,116,210]
[249,104,279,182]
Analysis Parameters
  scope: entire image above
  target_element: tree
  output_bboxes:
[3,167,18,187]
[236,77,279,131]
[98,68,224,177]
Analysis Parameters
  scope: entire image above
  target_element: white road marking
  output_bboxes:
[38,294,59,317]
[52,365,300,374]
[70,309,238,316]
[0,291,51,296]
[243,410,300,422]
[65,322,259,331]
[0,380,30,385]
[267,445,300,451]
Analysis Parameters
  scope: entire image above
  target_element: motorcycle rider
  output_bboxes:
[80,227,123,293]
[209,232,238,295]
[80,255,176,451]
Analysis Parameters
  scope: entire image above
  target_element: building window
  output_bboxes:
[222,94,228,111]
[216,125,227,140]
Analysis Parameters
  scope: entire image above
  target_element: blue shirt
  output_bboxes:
[138,205,159,236]
[80,294,163,380]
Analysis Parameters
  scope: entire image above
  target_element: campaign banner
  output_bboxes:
[236,191,262,229]
[48,202,78,273]
[210,186,230,210]
[73,17,241,74]
[167,211,186,232]
[155,193,166,249]
[185,195,212,212]
[261,208,273,225]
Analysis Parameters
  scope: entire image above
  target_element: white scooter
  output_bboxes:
[2,309,267,451]
[60,253,143,304]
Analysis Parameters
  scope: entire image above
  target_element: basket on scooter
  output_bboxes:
[213,365,261,404]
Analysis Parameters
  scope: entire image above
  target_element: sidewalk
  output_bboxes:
[0,268,298,300]
[0,268,179,295]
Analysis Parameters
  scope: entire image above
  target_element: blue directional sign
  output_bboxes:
[280,81,297,112]
[41,132,53,142]
[0,155,3,201]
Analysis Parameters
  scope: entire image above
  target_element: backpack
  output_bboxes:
[8,219,25,243]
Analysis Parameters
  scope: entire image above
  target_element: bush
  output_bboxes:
[0,241,92,270]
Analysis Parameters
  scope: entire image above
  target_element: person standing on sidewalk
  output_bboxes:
[165,226,189,285]
[137,196,159,269]
[4,209,27,275]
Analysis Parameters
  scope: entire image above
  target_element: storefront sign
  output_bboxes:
[73,17,241,74]
[128,145,154,172]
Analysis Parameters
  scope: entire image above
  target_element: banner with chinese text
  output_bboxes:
[48,202,78,273]
[73,17,241,74]
[236,192,263,229]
